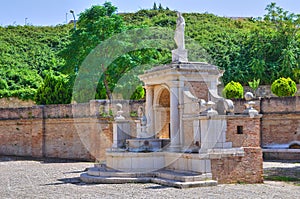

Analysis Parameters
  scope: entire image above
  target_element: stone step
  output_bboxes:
[152,177,217,189]
[156,169,212,182]
[80,173,151,184]
[88,167,211,182]
[81,168,217,188]
[87,167,155,178]
[81,173,217,188]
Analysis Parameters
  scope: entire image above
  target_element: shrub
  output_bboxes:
[222,81,244,99]
[271,77,297,97]
[34,72,72,105]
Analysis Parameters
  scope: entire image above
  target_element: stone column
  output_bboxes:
[145,85,154,137]
[168,81,181,151]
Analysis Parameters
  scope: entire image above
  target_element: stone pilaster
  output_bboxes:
[145,85,154,137]
[168,81,181,151]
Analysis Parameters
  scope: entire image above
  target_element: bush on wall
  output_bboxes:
[222,81,244,99]
[271,77,297,97]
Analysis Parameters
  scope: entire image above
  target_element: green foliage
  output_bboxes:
[222,81,244,99]
[60,2,125,74]
[34,72,72,105]
[60,2,131,101]
[271,77,297,97]
[248,78,260,92]
[122,3,300,86]
[130,85,145,100]
[0,24,71,100]
[62,2,168,102]
[2,2,300,103]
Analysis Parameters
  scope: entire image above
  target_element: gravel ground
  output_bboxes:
[0,157,299,199]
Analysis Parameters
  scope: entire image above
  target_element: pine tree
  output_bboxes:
[158,3,163,10]
[153,2,158,10]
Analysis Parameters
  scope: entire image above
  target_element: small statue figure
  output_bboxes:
[137,106,147,137]
[114,103,125,120]
[174,12,185,50]
[137,106,147,127]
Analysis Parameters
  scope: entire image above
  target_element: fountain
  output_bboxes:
[126,106,164,152]
[80,12,264,187]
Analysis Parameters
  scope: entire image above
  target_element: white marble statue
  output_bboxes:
[174,12,185,50]
[114,103,125,120]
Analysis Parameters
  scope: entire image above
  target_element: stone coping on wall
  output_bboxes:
[262,149,300,153]
[182,114,262,120]
[0,100,145,120]
[263,149,300,160]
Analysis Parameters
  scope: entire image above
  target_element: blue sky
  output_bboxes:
[0,0,299,26]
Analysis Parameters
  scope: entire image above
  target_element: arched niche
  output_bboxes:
[153,86,170,139]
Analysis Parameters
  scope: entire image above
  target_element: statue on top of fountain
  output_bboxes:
[174,12,185,50]
[172,12,188,63]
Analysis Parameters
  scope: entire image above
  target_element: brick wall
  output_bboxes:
[186,81,209,101]
[211,116,263,183]
[233,97,300,146]
[0,100,142,161]
[1,97,300,161]
[227,117,261,147]
[211,148,263,183]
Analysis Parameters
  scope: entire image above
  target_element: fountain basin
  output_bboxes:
[126,139,164,152]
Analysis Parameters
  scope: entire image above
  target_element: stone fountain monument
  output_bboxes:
[81,12,263,188]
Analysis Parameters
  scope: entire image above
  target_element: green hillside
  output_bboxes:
[0,2,299,103]
[0,25,71,100]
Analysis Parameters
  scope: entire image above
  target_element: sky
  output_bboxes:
[0,0,300,26]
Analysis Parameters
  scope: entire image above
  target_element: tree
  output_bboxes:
[59,2,125,101]
[60,2,125,74]
[61,3,171,102]
[153,3,158,10]
[35,72,71,105]
[158,3,163,10]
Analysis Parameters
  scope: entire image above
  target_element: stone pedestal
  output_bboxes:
[112,120,131,149]
[200,116,232,153]
[172,49,188,63]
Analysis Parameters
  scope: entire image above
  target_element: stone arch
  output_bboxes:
[289,141,300,149]
[154,86,170,139]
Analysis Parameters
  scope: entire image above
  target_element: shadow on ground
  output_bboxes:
[264,161,300,185]
[0,155,90,164]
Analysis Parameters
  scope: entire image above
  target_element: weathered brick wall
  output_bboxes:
[243,84,300,98]
[211,116,263,183]
[0,101,142,161]
[1,97,299,161]
[232,99,261,114]
[260,97,300,146]
[186,81,208,101]
[43,118,112,161]
[0,119,42,157]
[227,117,261,147]
[211,148,263,183]
[233,97,300,146]
[261,114,300,146]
